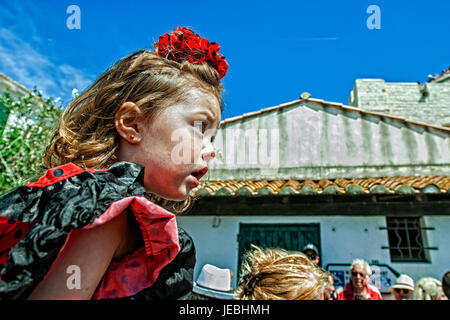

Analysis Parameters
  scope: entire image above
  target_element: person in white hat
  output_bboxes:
[303,243,320,266]
[390,274,415,300]
[192,264,236,300]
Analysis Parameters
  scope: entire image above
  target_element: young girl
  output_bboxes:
[0,26,228,300]
[235,245,328,300]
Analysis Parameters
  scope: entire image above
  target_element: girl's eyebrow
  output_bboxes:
[197,110,218,127]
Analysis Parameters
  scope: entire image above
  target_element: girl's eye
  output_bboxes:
[194,120,207,133]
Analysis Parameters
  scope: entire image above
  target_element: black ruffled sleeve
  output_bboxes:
[0,161,146,300]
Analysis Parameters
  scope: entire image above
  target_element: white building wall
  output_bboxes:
[177,215,386,288]
[176,215,450,289]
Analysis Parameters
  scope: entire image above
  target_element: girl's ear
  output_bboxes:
[115,102,143,143]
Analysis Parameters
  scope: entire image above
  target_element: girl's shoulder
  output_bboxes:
[24,161,145,191]
[0,161,146,221]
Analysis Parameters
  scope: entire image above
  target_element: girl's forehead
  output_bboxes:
[183,88,221,119]
[185,88,219,105]
[145,88,221,128]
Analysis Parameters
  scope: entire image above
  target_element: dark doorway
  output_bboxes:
[237,223,321,274]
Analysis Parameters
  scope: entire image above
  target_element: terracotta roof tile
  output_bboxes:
[192,176,450,197]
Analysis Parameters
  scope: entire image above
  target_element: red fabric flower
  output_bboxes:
[155,26,229,80]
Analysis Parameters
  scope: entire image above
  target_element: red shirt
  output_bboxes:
[337,282,382,300]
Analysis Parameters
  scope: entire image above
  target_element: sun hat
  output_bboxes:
[193,264,236,300]
[390,274,415,292]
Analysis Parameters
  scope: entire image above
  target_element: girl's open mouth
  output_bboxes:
[190,167,208,181]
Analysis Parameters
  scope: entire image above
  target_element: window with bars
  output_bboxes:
[383,217,432,263]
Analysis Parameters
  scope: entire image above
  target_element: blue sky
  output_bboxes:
[0,0,449,120]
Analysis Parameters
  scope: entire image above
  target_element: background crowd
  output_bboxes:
[190,244,450,301]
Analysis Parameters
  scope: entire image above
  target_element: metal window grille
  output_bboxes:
[383,217,429,262]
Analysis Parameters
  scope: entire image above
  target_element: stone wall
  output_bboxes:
[348,77,450,127]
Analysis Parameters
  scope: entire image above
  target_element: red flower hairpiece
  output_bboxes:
[155,26,229,80]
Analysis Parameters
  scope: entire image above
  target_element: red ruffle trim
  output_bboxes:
[61,196,180,300]
[25,162,108,188]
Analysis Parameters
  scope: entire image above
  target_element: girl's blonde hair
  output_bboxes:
[235,245,328,300]
[413,277,443,300]
[43,48,224,213]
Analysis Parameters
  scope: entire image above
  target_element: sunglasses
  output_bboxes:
[306,254,317,260]
[394,289,411,294]
[351,271,366,277]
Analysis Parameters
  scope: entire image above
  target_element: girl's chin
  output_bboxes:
[144,187,190,202]
[163,193,189,202]
[144,177,194,202]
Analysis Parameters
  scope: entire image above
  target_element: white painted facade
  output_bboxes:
[177,215,450,292]
[180,94,450,298]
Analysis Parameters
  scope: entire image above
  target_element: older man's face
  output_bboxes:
[351,264,368,292]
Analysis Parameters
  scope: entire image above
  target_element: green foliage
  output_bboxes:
[0,90,62,194]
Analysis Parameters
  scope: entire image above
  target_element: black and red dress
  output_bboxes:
[0,161,196,300]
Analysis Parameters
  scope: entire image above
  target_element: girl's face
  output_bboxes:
[118,88,221,201]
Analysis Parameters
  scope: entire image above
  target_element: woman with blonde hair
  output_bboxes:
[413,277,448,300]
[235,245,328,300]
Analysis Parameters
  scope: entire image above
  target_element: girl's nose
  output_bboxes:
[201,140,216,162]
[202,149,216,162]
